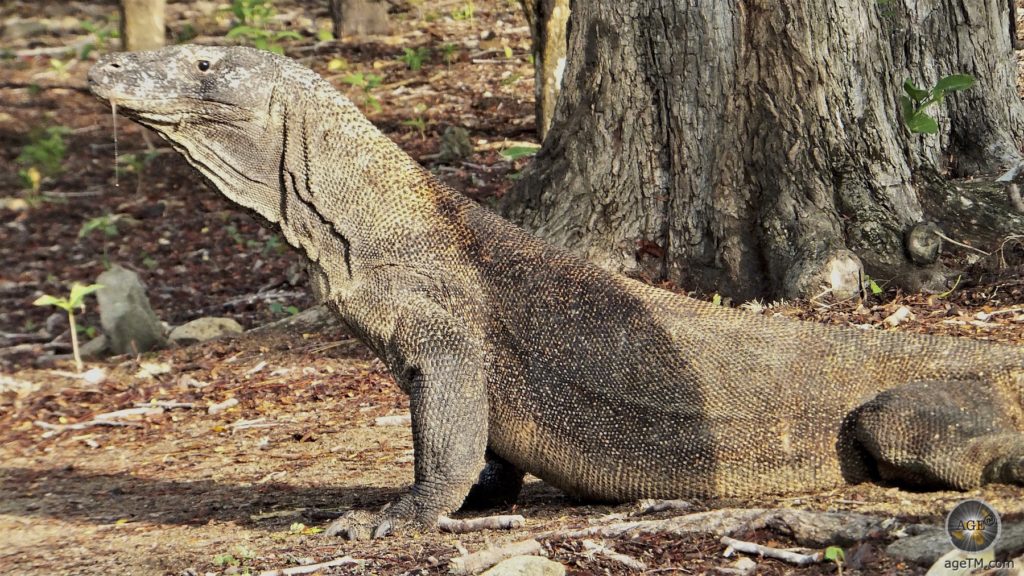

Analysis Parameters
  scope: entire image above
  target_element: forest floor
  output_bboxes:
[2,1,1024,575]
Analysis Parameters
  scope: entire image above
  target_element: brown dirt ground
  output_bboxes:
[2,1,1024,575]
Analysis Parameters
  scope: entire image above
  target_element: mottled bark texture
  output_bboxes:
[119,0,165,51]
[330,0,390,39]
[503,0,1024,300]
[520,0,571,139]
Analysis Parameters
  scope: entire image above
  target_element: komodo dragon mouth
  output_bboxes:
[87,44,1024,541]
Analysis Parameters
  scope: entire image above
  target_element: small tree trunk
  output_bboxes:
[520,0,571,140]
[120,0,165,51]
[504,0,1024,300]
[330,0,390,39]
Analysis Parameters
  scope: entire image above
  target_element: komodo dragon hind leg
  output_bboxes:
[846,380,1024,489]
[461,449,525,510]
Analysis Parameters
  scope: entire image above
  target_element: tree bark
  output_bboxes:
[120,0,165,51]
[503,0,1024,300]
[520,0,571,140]
[330,0,390,39]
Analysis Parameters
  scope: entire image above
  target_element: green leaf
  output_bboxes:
[902,79,929,103]
[275,30,302,41]
[905,111,939,134]
[68,283,103,308]
[934,73,975,93]
[898,95,915,123]
[824,546,845,562]
[226,25,261,38]
[316,29,334,42]
[499,145,540,161]
[33,294,67,309]
[868,279,883,295]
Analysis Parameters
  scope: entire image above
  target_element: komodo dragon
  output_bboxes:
[89,46,1024,538]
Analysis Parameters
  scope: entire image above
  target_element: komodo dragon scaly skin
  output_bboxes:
[89,46,1024,538]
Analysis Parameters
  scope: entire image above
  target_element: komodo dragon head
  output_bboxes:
[88,45,375,227]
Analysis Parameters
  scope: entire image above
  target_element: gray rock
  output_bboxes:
[481,556,566,576]
[2,19,47,41]
[96,265,167,355]
[887,522,1024,566]
[78,334,109,359]
[439,126,473,163]
[169,317,243,345]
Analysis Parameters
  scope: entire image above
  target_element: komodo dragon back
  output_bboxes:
[88,45,1024,538]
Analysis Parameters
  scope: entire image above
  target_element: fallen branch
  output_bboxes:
[542,508,887,548]
[449,539,543,575]
[133,401,195,410]
[94,407,164,420]
[35,419,141,438]
[257,555,363,576]
[582,539,647,571]
[374,414,411,426]
[438,514,525,534]
[634,499,692,516]
[721,536,820,566]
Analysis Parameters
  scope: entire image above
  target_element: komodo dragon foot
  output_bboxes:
[845,380,1024,489]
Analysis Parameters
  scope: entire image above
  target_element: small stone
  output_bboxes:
[439,126,474,163]
[169,317,243,345]
[96,265,167,355]
[78,334,108,359]
[481,556,566,576]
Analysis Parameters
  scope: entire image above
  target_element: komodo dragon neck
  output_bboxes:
[266,81,473,296]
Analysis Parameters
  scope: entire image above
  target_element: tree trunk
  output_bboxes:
[120,0,165,51]
[330,0,390,39]
[503,0,1024,300]
[520,0,571,140]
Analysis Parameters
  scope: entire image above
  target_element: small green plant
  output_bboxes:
[225,223,245,246]
[48,57,73,79]
[900,74,975,134]
[225,0,301,55]
[401,104,429,139]
[451,1,475,20]
[440,42,459,66]
[261,233,284,255]
[341,72,384,112]
[117,150,159,193]
[824,546,845,576]
[399,47,430,71]
[213,544,256,571]
[80,19,120,59]
[18,125,69,178]
[402,117,428,139]
[79,213,122,239]
[33,283,104,372]
[268,302,300,316]
[499,145,540,162]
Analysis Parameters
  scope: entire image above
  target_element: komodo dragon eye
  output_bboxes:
[197,60,210,72]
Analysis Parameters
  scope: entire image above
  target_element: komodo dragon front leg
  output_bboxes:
[326,297,489,539]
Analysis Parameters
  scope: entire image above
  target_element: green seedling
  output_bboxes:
[824,546,845,576]
[440,42,459,66]
[80,19,120,58]
[117,150,159,193]
[18,125,69,178]
[225,0,301,54]
[341,72,384,112]
[499,145,540,162]
[399,47,430,71]
[451,1,475,20]
[79,213,122,239]
[900,74,975,134]
[33,283,104,372]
